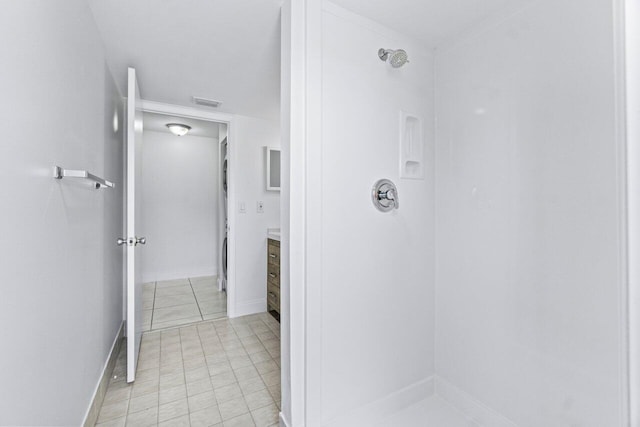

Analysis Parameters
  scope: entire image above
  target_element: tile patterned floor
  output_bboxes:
[96,313,281,427]
[143,276,227,331]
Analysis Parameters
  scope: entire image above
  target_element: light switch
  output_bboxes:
[257,201,264,213]
[239,202,246,213]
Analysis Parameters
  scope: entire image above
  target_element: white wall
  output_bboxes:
[231,115,281,316]
[434,0,626,425]
[314,4,436,425]
[141,130,219,282]
[0,1,124,425]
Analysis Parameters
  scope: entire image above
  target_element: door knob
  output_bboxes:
[136,237,146,245]
[117,238,127,246]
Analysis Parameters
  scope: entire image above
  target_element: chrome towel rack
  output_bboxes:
[53,166,115,189]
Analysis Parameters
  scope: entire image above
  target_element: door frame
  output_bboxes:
[624,0,640,423]
[138,100,238,317]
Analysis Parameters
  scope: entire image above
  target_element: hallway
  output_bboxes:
[96,313,281,426]
[143,276,227,331]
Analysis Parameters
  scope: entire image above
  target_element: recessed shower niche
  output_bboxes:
[399,111,424,179]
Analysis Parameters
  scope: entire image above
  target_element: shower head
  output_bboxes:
[378,48,409,68]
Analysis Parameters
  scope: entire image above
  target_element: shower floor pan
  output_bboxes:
[374,396,479,427]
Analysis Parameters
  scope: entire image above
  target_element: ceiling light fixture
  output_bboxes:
[166,123,191,136]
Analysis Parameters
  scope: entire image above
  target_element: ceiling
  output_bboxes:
[88,0,530,122]
[87,0,283,121]
[330,0,532,47]
[143,111,220,138]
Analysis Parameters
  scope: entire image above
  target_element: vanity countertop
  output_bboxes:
[267,228,281,241]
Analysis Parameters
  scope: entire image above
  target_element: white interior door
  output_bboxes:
[126,67,144,383]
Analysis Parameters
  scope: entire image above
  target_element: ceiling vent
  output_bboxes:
[192,96,222,108]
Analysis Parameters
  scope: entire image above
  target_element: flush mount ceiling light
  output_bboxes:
[166,123,191,136]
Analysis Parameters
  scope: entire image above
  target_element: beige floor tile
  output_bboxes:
[158,398,189,423]
[223,413,255,427]
[154,293,198,309]
[136,367,160,383]
[153,316,203,331]
[237,376,267,395]
[233,365,259,382]
[218,396,249,420]
[143,296,155,310]
[185,365,209,383]
[96,415,126,427]
[211,371,237,390]
[250,403,279,427]
[97,400,129,424]
[243,342,266,355]
[160,362,184,377]
[260,370,280,387]
[159,384,187,406]
[158,414,190,427]
[153,304,201,323]
[254,360,278,376]
[189,405,222,427]
[96,302,278,427]
[187,378,213,396]
[184,356,208,370]
[228,356,252,370]
[103,386,132,405]
[125,406,158,427]
[203,312,227,321]
[132,379,159,398]
[155,289,194,300]
[248,351,271,364]
[188,390,217,412]
[225,350,248,361]
[160,372,186,389]
[157,279,190,288]
[213,382,243,404]
[190,275,217,283]
[128,391,158,414]
[244,389,274,411]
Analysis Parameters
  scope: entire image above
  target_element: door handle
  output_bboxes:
[117,237,146,246]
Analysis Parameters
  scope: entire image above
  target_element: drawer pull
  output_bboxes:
[269,253,277,258]
[269,273,277,278]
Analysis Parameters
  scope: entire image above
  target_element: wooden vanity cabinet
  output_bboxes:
[267,238,280,321]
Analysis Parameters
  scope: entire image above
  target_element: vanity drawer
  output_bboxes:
[268,283,280,312]
[268,263,280,287]
[267,241,280,265]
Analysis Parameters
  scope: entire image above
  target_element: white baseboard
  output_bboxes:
[325,376,435,427]
[82,322,125,427]
[279,411,291,427]
[142,269,218,283]
[435,376,519,427]
[230,298,266,318]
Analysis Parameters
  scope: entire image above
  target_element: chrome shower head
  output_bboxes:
[378,48,409,68]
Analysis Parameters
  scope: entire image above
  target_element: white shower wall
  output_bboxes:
[297,0,628,425]
[319,5,436,424]
[434,0,625,425]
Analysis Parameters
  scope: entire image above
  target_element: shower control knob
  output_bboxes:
[116,238,127,246]
[378,189,396,201]
[372,179,399,212]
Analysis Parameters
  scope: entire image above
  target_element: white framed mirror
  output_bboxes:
[266,146,281,191]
